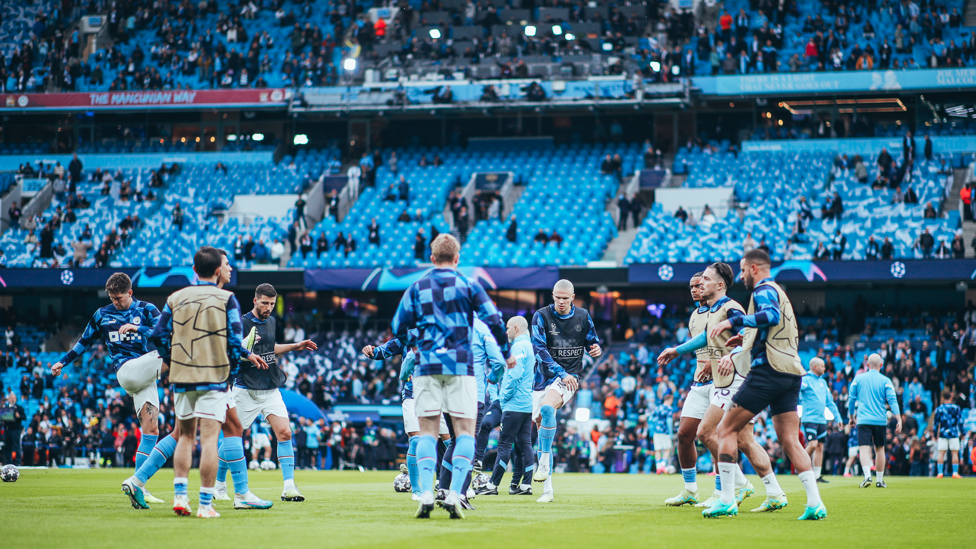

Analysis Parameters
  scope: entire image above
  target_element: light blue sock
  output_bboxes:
[407,436,420,494]
[539,405,556,454]
[135,434,176,484]
[416,435,437,495]
[223,437,249,496]
[216,439,228,483]
[715,473,722,491]
[681,467,698,491]
[449,435,475,495]
[135,434,157,471]
[199,487,213,506]
[174,477,188,497]
[952,463,959,475]
[278,440,295,482]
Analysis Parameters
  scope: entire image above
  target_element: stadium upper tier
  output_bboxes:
[290,142,631,268]
[626,143,963,264]
[4,0,974,95]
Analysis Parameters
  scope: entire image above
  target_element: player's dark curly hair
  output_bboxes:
[255,283,277,299]
[105,273,131,295]
[708,262,735,291]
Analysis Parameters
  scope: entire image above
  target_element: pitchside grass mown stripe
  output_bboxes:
[0,469,972,549]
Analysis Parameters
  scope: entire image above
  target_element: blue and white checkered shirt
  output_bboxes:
[391,268,510,377]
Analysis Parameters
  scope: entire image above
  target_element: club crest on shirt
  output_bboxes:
[575,323,581,332]
[549,322,559,335]
[132,317,141,325]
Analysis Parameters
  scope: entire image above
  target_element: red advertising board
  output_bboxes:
[1,88,290,111]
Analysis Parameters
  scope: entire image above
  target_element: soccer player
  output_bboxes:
[214,283,317,504]
[800,357,841,483]
[705,249,826,520]
[661,263,771,510]
[250,420,273,468]
[849,353,901,488]
[530,279,602,504]
[480,316,535,495]
[933,390,964,479]
[651,395,676,474]
[435,317,506,508]
[50,273,165,504]
[658,272,713,506]
[474,376,502,483]
[363,335,453,501]
[124,250,271,511]
[152,246,268,518]
[392,234,512,519]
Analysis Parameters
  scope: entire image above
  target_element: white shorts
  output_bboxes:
[232,386,289,430]
[653,433,673,451]
[253,433,271,448]
[937,437,961,451]
[174,390,230,423]
[532,379,576,422]
[680,384,712,420]
[413,374,478,420]
[401,398,450,435]
[115,351,163,416]
[848,447,859,458]
[710,376,745,411]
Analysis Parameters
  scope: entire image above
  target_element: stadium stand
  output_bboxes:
[627,144,962,263]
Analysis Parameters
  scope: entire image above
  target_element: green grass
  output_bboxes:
[1,469,972,548]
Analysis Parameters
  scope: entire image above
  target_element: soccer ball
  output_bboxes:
[260,460,276,470]
[248,460,260,470]
[393,472,411,493]
[471,472,491,491]
[664,465,676,475]
[1,464,20,482]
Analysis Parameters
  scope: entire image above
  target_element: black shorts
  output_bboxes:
[802,423,827,442]
[857,424,887,448]
[733,366,802,417]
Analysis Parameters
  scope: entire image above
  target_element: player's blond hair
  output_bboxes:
[431,234,460,264]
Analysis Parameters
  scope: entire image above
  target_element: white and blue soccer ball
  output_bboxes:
[249,460,260,470]
[471,472,491,491]
[260,460,277,471]
[664,465,676,475]
[1,464,20,482]
[393,472,411,493]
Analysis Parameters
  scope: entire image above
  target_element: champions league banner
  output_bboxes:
[628,260,976,284]
[0,267,236,288]
[304,266,560,291]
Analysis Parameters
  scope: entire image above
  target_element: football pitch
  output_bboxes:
[1,469,972,549]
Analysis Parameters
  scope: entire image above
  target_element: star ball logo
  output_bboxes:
[890,261,906,279]
[60,270,74,285]
[658,264,674,281]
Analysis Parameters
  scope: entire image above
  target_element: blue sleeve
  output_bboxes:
[532,310,565,379]
[225,296,250,361]
[470,281,510,359]
[136,302,161,338]
[501,343,526,403]
[482,327,507,385]
[399,350,416,382]
[730,286,781,329]
[725,307,746,334]
[885,379,900,416]
[151,303,174,363]
[59,310,103,366]
[584,313,600,347]
[391,286,418,346]
[675,331,707,354]
[373,337,405,360]
[848,379,858,418]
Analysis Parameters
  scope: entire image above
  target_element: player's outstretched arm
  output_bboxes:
[151,303,175,366]
[274,339,318,355]
[56,311,104,374]
[531,310,564,377]
[471,282,510,358]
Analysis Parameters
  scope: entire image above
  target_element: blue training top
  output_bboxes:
[849,369,900,426]
[59,300,161,372]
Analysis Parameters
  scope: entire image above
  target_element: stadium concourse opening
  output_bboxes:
[0,0,975,535]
